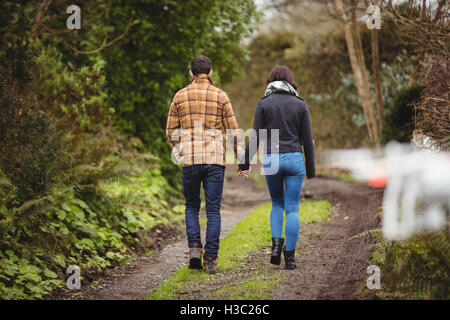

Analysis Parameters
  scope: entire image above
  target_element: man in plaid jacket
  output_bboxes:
[166,55,245,274]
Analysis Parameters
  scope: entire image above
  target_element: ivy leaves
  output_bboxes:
[0,168,184,299]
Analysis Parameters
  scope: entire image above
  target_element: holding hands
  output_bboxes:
[237,166,251,179]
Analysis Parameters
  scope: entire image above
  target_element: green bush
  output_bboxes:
[372,231,450,299]
[0,62,184,299]
[0,9,185,299]
[0,95,61,206]
[31,44,113,132]
[0,165,184,299]
[381,85,424,144]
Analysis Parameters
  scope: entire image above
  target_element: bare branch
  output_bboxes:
[30,0,52,39]
[62,21,133,55]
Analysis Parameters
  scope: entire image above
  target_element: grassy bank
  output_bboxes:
[149,199,331,300]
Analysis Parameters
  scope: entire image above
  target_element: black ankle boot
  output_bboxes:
[270,238,284,265]
[283,246,296,270]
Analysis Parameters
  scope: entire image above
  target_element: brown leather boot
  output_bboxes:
[188,244,203,269]
[202,254,218,274]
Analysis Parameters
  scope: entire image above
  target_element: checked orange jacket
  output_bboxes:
[166,73,243,167]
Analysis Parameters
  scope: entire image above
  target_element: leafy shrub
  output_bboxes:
[0,21,184,299]
[0,94,61,206]
[0,74,184,298]
[372,231,450,299]
[0,55,184,299]
[31,45,113,132]
[381,85,424,144]
[0,249,64,299]
[0,165,184,299]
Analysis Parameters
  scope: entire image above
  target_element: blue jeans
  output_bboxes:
[182,164,225,259]
[263,152,305,251]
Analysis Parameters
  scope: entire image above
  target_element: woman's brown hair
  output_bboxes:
[265,65,298,90]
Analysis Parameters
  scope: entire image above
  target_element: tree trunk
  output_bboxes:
[335,0,379,143]
[371,29,384,132]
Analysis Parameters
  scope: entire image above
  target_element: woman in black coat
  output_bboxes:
[239,65,315,269]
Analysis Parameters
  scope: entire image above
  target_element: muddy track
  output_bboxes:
[273,176,383,300]
[76,169,383,300]
[77,167,269,300]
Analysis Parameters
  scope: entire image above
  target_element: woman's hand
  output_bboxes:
[237,166,251,179]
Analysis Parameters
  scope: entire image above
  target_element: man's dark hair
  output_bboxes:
[191,55,212,76]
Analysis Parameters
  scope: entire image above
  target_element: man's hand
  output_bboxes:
[237,166,251,179]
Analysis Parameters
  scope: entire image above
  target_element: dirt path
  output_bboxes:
[273,176,383,300]
[77,168,383,300]
[78,167,269,300]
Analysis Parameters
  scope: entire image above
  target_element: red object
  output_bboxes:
[368,168,388,188]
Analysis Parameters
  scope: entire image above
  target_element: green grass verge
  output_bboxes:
[148,199,331,300]
[300,200,331,223]
[316,166,365,183]
[206,272,284,300]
